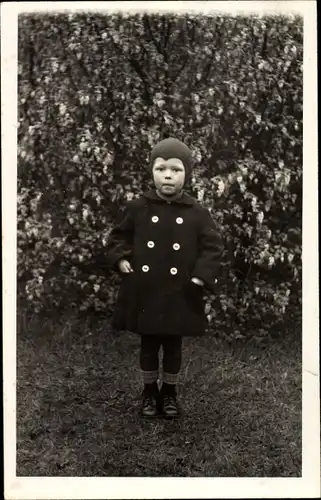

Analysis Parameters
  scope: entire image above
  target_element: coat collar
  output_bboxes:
[143,189,196,206]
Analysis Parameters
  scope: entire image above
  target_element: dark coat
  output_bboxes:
[106,189,223,336]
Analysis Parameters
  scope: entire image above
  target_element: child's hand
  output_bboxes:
[118,259,134,274]
[191,277,204,287]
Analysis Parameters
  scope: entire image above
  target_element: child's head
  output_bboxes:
[150,138,192,197]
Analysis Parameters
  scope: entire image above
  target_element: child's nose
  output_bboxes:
[165,170,172,178]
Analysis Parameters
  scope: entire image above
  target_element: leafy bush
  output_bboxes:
[17,12,302,340]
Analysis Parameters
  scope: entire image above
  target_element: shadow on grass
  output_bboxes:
[16,311,302,477]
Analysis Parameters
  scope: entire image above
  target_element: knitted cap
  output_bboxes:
[149,138,193,180]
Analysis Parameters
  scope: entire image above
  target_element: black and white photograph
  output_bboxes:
[2,1,319,498]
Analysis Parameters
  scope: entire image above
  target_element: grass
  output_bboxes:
[16,311,302,477]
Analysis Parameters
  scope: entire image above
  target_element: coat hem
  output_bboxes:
[111,326,208,337]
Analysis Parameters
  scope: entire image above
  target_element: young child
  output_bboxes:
[106,137,223,419]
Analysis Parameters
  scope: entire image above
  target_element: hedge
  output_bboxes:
[17,12,303,341]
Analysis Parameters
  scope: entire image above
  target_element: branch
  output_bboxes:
[261,29,268,59]
[172,55,188,83]
[163,18,172,51]
[128,57,153,105]
[143,15,162,54]
[202,59,213,82]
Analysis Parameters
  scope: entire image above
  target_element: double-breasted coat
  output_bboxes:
[106,189,223,336]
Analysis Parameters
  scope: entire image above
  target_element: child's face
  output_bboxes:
[152,157,186,196]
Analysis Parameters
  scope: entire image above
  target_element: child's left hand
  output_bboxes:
[191,277,204,287]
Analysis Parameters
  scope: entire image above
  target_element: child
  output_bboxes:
[106,137,223,418]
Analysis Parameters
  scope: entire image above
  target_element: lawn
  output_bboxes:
[16,311,302,477]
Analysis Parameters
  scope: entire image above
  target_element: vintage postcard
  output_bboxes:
[2,1,319,499]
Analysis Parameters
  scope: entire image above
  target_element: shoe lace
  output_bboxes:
[163,394,176,406]
[144,393,157,407]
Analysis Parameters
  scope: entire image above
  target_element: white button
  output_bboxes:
[147,241,155,248]
[142,265,149,272]
[152,216,159,223]
[176,217,183,224]
[170,267,178,275]
[173,243,180,251]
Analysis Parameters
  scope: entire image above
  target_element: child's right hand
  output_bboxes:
[118,259,134,274]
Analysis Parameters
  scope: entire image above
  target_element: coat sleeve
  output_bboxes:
[106,202,136,271]
[191,208,224,290]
